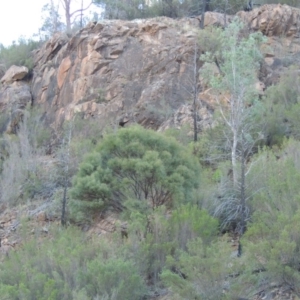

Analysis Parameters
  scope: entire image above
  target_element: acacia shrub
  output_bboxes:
[70,125,201,217]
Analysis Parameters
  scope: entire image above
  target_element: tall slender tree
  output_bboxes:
[201,19,265,236]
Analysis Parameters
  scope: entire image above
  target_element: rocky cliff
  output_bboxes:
[1,4,300,136]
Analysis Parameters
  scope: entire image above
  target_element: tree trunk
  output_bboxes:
[80,0,84,29]
[66,8,71,31]
[61,184,67,226]
[223,0,228,27]
[232,130,238,188]
[193,43,199,142]
[200,0,206,29]
[62,0,72,32]
[240,130,246,235]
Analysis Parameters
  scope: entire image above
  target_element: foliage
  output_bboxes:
[198,25,223,59]
[164,124,193,146]
[201,19,265,97]
[145,98,173,124]
[123,203,219,287]
[262,67,300,146]
[95,0,251,20]
[0,38,41,70]
[200,19,266,232]
[0,226,146,300]
[209,0,247,14]
[39,1,65,40]
[237,140,300,291]
[70,125,201,217]
[0,205,220,298]
[246,139,300,219]
[0,107,54,205]
[259,0,300,7]
[245,210,300,292]
[169,203,218,248]
[52,115,107,224]
[161,237,236,300]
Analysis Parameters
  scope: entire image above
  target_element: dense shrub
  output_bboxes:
[124,204,219,287]
[240,140,300,292]
[0,226,146,300]
[161,237,235,300]
[70,125,201,218]
[262,67,300,146]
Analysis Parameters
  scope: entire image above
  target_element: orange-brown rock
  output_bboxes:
[238,4,300,38]
[30,17,216,131]
[0,5,299,134]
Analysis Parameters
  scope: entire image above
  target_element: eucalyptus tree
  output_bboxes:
[201,19,266,236]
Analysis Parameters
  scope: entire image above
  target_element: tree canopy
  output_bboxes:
[70,125,201,216]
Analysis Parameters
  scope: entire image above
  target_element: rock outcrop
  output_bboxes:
[239,4,300,86]
[0,82,32,133]
[1,65,29,84]
[0,4,300,134]
[31,17,209,131]
[238,4,300,37]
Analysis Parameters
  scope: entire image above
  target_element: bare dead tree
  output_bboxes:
[60,0,93,32]
[180,38,202,142]
[192,41,201,142]
[57,118,74,226]
[200,0,210,29]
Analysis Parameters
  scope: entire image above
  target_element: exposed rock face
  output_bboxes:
[0,5,300,134]
[1,65,29,84]
[0,82,32,133]
[238,4,300,37]
[31,17,210,130]
[239,4,300,86]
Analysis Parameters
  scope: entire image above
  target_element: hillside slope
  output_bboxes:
[0,4,300,300]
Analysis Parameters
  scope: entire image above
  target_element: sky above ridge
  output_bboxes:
[0,0,101,46]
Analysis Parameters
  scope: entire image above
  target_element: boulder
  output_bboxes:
[238,4,300,38]
[1,65,28,84]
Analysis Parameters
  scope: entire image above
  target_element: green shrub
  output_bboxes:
[161,237,236,300]
[0,226,146,300]
[169,203,218,250]
[262,67,300,146]
[247,139,300,216]
[240,140,300,292]
[244,210,300,292]
[123,204,219,287]
[0,38,41,70]
[70,125,201,218]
